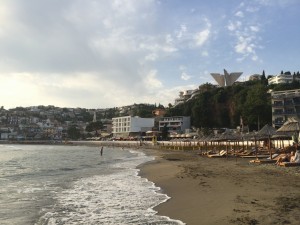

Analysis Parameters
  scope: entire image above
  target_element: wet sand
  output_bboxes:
[139,150,300,225]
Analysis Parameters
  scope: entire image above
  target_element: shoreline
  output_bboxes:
[139,149,300,225]
[2,141,300,224]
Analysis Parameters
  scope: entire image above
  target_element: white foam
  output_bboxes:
[39,153,185,225]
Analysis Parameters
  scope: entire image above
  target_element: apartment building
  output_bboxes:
[268,74,298,85]
[271,89,300,128]
[174,89,197,106]
[158,116,190,133]
[112,116,154,137]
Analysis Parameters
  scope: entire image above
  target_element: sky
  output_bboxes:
[0,0,299,110]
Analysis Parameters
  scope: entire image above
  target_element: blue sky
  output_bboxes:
[0,0,299,109]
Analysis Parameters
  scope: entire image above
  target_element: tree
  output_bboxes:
[192,92,213,128]
[242,84,271,130]
[86,121,103,132]
[261,70,268,86]
[67,125,81,140]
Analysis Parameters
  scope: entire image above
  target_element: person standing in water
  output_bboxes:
[100,146,103,156]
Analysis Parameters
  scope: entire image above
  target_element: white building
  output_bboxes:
[112,116,154,137]
[268,74,296,85]
[174,89,198,106]
[158,116,190,133]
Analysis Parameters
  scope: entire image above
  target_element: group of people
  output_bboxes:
[275,142,300,165]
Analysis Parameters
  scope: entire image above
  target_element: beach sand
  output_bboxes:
[139,149,300,225]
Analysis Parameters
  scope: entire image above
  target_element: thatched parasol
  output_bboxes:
[256,124,277,159]
[276,117,300,147]
[277,117,300,132]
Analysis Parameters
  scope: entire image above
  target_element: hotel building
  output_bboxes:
[112,116,154,137]
[271,89,300,128]
[158,116,190,133]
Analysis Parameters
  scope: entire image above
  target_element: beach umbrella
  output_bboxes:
[277,117,300,132]
[277,117,300,149]
[256,124,277,159]
[216,131,241,157]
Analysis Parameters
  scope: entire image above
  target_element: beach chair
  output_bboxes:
[249,154,282,164]
[207,150,227,158]
[279,162,300,167]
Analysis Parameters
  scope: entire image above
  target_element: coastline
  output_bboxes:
[139,149,300,225]
[3,141,300,224]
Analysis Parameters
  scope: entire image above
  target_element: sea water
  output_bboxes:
[0,144,184,225]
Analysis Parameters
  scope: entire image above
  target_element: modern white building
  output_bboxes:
[268,74,298,85]
[112,116,154,137]
[174,89,198,106]
[158,116,190,134]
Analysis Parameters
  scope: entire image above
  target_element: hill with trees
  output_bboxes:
[165,78,300,132]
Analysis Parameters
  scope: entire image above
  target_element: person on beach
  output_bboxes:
[275,151,294,165]
[291,150,300,163]
[100,146,103,156]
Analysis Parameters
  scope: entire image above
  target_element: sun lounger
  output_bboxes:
[266,154,279,160]
[279,162,300,167]
[249,154,281,164]
[207,150,227,158]
[240,155,269,159]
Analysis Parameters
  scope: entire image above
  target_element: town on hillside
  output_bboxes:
[1,70,300,142]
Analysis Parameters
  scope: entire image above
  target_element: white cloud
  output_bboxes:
[227,21,242,31]
[143,70,163,89]
[181,72,192,81]
[176,24,187,39]
[194,29,210,46]
[235,11,244,17]
[250,26,260,32]
[227,3,262,62]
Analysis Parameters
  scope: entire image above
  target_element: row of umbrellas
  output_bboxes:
[196,117,300,142]
[193,118,300,160]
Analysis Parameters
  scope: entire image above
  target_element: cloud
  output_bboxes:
[255,0,298,7]
[235,11,244,17]
[176,24,187,39]
[194,29,210,46]
[181,72,192,81]
[227,3,262,62]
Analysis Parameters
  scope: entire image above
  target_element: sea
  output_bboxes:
[0,144,184,225]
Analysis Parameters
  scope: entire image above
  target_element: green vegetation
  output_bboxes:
[85,121,103,132]
[166,79,300,131]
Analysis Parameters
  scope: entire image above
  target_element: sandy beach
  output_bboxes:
[139,149,300,225]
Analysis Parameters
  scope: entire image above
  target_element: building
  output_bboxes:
[174,89,198,106]
[210,69,242,87]
[158,116,190,134]
[112,116,154,138]
[271,89,300,128]
[268,74,294,85]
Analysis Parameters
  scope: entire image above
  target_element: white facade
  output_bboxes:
[158,116,190,133]
[112,116,154,137]
[174,89,198,106]
[268,74,295,85]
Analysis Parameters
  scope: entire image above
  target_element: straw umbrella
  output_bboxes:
[217,131,241,158]
[277,117,300,133]
[256,124,277,159]
[276,117,300,151]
